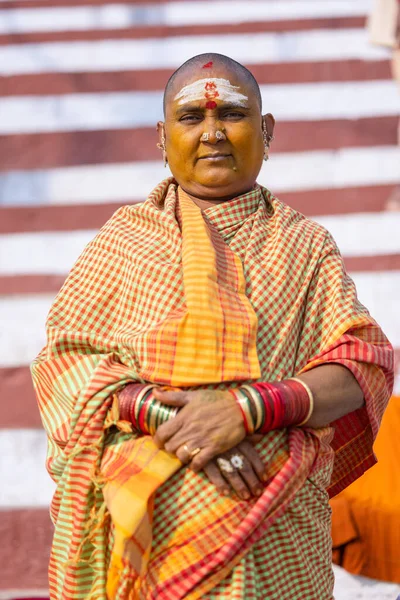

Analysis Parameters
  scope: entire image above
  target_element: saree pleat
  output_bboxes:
[31,178,393,599]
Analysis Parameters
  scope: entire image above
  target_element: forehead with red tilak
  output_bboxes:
[167,62,250,114]
[204,63,217,109]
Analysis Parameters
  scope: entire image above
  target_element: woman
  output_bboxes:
[32,53,393,599]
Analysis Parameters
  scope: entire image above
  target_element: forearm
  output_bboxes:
[230,362,365,434]
[298,363,364,428]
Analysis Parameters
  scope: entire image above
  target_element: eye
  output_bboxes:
[179,114,203,123]
[223,111,245,120]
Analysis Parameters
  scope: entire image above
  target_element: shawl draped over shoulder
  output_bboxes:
[31,179,393,599]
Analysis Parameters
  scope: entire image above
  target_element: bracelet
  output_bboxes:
[288,378,314,425]
[229,388,254,434]
[117,383,179,434]
[240,384,263,430]
[118,383,145,423]
[248,378,313,433]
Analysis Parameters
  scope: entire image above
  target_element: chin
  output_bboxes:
[195,172,239,190]
[190,179,251,201]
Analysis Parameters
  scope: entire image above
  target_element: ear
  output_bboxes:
[262,113,275,137]
[157,121,166,145]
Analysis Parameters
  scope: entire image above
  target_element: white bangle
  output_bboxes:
[240,384,263,430]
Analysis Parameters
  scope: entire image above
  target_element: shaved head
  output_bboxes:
[163,53,262,116]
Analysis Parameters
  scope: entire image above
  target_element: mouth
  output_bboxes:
[198,153,232,161]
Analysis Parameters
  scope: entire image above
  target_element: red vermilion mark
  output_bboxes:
[206,100,217,109]
[204,81,219,100]
[202,61,213,68]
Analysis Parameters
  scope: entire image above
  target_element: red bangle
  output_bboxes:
[138,390,153,434]
[251,379,312,433]
[118,383,145,426]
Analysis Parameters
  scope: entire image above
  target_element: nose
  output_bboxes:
[200,128,226,143]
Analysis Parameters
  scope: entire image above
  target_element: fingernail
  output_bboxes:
[255,487,263,496]
[242,492,250,500]
[222,488,230,496]
[262,473,268,482]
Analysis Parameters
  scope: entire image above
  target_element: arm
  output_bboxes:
[151,364,364,472]
[298,363,364,428]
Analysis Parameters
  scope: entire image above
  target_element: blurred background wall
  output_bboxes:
[0,0,399,595]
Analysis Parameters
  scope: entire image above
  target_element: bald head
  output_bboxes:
[163,53,262,116]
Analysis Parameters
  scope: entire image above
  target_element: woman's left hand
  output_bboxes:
[153,388,246,471]
[203,436,267,500]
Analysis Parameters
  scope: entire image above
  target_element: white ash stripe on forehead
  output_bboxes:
[174,78,248,106]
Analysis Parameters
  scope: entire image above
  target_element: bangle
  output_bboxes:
[138,389,153,433]
[250,379,313,433]
[133,385,154,430]
[229,388,254,434]
[118,383,180,435]
[118,386,132,421]
[240,384,263,430]
[288,378,314,425]
[147,392,158,436]
[118,383,145,423]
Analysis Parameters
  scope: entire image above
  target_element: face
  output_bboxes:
[159,64,274,202]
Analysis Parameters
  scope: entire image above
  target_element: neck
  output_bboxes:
[180,185,255,210]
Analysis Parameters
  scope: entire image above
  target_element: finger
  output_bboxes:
[175,443,195,464]
[153,414,182,448]
[168,438,201,461]
[189,447,215,473]
[203,462,230,496]
[153,389,190,407]
[218,462,252,500]
[239,441,268,483]
[247,434,263,445]
[231,448,264,497]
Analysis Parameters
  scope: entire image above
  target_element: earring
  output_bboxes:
[156,128,168,167]
[262,120,274,162]
[200,132,210,142]
[215,130,226,141]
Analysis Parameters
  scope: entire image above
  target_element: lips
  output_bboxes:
[198,153,231,160]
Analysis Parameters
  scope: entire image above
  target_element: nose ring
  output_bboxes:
[200,130,226,142]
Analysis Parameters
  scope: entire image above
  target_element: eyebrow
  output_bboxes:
[174,102,250,115]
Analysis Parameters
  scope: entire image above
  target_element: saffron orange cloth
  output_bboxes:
[31,179,393,599]
[331,395,400,583]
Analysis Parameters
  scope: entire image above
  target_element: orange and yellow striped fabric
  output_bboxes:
[31,179,393,599]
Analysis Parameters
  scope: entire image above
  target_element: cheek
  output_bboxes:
[166,129,198,160]
[230,131,264,163]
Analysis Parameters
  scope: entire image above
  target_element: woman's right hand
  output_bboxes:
[202,435,268,501]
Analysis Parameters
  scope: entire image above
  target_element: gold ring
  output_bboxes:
[183,444,201,458]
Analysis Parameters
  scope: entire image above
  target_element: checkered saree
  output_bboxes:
[31,179,393,599]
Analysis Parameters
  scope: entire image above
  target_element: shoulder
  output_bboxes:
[87,178,178,260]
[264,188,339,258]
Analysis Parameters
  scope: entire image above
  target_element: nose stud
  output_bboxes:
[200,130,226,142]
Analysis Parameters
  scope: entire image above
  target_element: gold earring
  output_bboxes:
[156,128,168,167]
[262,120,274,162]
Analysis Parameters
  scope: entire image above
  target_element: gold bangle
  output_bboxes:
[289,377,314,426]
